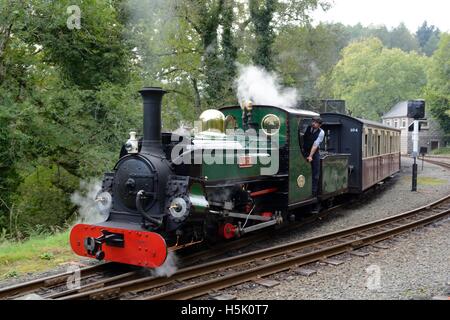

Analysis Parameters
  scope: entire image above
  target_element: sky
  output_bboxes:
[311,0,450,32]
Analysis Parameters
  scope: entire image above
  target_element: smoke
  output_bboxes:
[71,179,111,224]
[235,65,299,108]
[138,251,179,278]
[172,121,192,137]
[151,251,179,277]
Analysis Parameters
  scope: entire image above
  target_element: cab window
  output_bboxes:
[298,118,312,155]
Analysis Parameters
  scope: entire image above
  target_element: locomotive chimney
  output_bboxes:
[139,87,166,153]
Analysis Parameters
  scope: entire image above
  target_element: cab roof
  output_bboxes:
[220,105,319,117]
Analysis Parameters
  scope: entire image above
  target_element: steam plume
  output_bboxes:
[71,179,111,224]
[235,65,299,108]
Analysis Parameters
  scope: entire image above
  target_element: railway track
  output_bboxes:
[421,157,450,169]
[0,262,118,300]
[56,193,449,300]
[0,203,345,300]
[1,158,448,300]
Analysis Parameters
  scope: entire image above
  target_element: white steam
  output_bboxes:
[71,179,111,224]
[151,251,178,277]
[235,65,299,108]
[172,121,192,137]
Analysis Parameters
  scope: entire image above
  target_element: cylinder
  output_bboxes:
[139,87,166,152]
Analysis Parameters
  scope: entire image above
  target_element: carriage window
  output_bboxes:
[377,132,381,155]
[385,131,388,154]
[364,133,368,158]
[368,129,373,157]
[389,134,393,153]
[373,130,376,156]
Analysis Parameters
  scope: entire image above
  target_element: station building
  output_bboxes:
[382,101,447,155]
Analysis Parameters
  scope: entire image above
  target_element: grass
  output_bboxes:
[0,230,79,280]
[401,176,448,186]
[418,177,447,186]
[431,147,450,155]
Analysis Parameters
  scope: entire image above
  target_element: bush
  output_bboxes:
[11,165,79,238]
[431,147,450,155]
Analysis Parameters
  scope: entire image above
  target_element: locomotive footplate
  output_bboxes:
[70,224,167,268]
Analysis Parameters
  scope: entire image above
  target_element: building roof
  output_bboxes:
[382,101,408,118]
[321,112,401,132]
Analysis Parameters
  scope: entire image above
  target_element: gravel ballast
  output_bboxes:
[1,157,449,299]
[219,157,450,300]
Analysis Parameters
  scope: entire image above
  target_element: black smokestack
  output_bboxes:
[139,87,166,153]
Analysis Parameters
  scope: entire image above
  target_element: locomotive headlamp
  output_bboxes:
[95,191,112,221]
[169,197,188,219]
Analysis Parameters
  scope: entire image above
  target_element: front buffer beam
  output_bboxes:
[70,224,167,268]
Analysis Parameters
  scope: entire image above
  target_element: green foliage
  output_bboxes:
[416,21,441,56]
[275,23,350,97]
[0,1,141,237]
[25,0,133,89]
[0,230,75,277]
[431,147,450,155]
[321,38,428,120]
[12,165,79,237]
[425,34,450,133]
[249,0,324,71]
[249,0,277,70]
[336,23,420,53]
[4,270,19,278]
[39,252,54,260]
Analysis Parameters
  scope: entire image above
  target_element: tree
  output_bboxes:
[388,23,420,53]
[0,0,142,236]
[248,0,328,70]
[275,23,350,97]
[416,21,440,56]
[220,2,238,103]
[25,0,133,89]
[425,33,450,133]
[321,38,429,120]
[249,0,277,70]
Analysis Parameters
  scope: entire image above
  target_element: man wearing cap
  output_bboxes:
[302,117,325,203]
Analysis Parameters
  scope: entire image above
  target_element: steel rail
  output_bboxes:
[5,160,448,300]
[62,194,449,300]
[421,158,450,169]
[0,262,115,299]
[0,202,344,300]
[56,204,345,300]
[140,201,450,300]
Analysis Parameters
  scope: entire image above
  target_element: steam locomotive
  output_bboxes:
[70,87,401,268]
